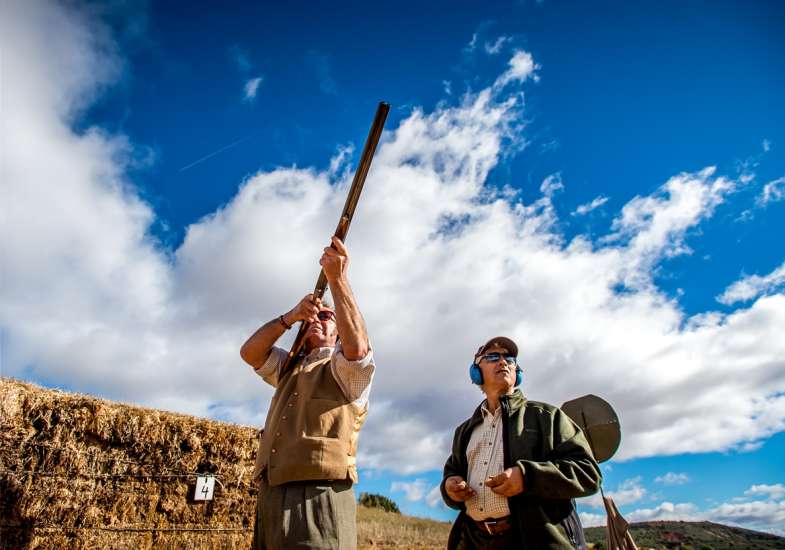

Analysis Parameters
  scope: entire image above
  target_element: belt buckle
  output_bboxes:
[483,518,499,535]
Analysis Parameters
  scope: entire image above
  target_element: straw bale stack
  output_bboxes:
[0,378,258,549]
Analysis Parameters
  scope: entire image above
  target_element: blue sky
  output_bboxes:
[2,0,784,536]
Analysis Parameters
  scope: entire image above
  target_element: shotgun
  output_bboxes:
[283,101,390,372]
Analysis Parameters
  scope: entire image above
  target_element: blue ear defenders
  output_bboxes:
[469,362,523,386]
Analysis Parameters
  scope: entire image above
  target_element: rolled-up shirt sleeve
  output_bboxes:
[331,342,376,407]
[253,346,288,387]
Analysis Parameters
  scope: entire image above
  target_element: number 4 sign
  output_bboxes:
[194,476,215,501]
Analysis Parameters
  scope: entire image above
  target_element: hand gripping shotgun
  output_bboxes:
[283,101,390,372]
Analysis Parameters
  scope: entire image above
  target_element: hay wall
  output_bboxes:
[0,378,258,549]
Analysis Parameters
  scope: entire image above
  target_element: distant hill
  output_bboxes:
[359,510,785,549]
[584,520,785,550]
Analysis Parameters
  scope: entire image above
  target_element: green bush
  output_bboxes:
[359,492,401,514]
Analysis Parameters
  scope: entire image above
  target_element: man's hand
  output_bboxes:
[485,467,525,497]
[444,476,476,502]
[287,294,322,324]
[320,236,349,283]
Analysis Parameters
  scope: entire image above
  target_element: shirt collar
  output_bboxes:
[480,400,502,420]
[304,346,333,363]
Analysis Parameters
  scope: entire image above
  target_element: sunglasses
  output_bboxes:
[317,310,336,322]
[479,352,517,365]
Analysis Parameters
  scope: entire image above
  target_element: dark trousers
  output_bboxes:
[252,475,357,550]
[455,518,520,550]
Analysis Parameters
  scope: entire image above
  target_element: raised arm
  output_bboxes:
[240,294,322,368]
[320,236,369,361]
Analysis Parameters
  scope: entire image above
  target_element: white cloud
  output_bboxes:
[425,484,443,507]
[572,195,609,216]
[756,176,785,207]
[620,497,785,536]
[606,166,735,289]
[243,76,263,101]
[540,173,564,197]
[484,36,511,55]
[328,143,355,177]
[578,512,607,528]
[585,477,646,508]
[709,500,785,530]
[465,32,478,53]
[494,50,538,88]
[391,478,430,502]
[626,501,701,522]
[717,261,785,305]
[3,1,785,486]
[762,139,771,152]
[735,209,754,223]
[443,80,452,96]
[654,472,690,485]
[745,484,785,501]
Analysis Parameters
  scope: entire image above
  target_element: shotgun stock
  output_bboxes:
[284,101,390,371]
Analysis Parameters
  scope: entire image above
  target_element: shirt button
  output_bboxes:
[480,507,484,511]
[484,461,488,465]
[480,482,483,486]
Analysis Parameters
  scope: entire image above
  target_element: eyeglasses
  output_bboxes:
[479,352,517,365]
[317,310,336,322]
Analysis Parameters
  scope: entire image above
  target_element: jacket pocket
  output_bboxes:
[561,505,585,549]
[305,398,344,438]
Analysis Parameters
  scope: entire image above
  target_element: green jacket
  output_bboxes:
[441,389,601,549]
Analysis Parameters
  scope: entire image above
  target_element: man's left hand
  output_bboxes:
[486,467,525,497]
[320,236,349,282]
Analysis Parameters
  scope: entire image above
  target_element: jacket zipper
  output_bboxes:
[563,509,578,548]
[500,395,527,549]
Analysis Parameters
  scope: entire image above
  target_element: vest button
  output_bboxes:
[293,392,299,396]
[276,432,281,437]
[271,448,277,453]
[288,403,294,407]
[282,415,287,420]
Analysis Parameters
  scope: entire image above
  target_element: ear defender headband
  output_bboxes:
[469,360,523,387]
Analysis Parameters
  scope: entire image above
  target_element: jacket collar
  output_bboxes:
[500,388,527,413]
[470,389,527,426]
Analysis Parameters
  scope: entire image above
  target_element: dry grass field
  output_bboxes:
[357,505,452,549]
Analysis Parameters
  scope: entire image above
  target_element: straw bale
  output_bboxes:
[1,377,258,549]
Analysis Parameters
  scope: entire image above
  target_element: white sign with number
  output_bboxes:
[194,476,215,501]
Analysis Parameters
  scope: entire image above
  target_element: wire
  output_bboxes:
[1,524,252,533]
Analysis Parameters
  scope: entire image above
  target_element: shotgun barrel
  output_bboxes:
[284,101,390,371]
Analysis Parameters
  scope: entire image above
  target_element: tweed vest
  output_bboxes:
[253,353,368,486]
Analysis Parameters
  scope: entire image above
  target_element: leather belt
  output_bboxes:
[472,515,512,535]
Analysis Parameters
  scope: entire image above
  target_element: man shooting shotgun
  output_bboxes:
[240,102,388,550]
